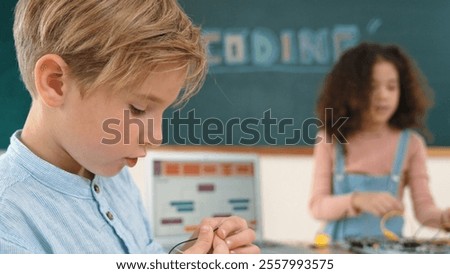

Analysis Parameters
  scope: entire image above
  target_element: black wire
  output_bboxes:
[168,227,219,254]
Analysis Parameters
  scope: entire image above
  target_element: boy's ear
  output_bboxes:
[34,54,70,107]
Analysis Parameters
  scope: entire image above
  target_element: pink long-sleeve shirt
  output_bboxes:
[309,128,443,228]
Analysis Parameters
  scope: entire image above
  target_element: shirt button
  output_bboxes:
[93,185,100,193]
[106,211,114,221]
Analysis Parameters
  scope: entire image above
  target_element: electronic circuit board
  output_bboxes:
[345,238,450,254]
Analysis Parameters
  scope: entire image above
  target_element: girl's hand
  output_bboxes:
[351,192,404,217]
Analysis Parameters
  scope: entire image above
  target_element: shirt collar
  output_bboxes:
[8,130,95,198]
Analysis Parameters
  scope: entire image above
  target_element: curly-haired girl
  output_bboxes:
[310,42,450,242]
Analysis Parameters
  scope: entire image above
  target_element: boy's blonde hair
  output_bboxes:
[13,0,207,104]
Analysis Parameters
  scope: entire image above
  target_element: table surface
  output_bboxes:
[259,241,351,254]
[260,238,450,254]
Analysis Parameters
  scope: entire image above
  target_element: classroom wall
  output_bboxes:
[130,151,450,244]
[258,155,450,242]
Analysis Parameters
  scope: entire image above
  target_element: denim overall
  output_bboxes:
[324,130,410,242]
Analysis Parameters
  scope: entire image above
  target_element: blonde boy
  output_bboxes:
[0,0,258,253]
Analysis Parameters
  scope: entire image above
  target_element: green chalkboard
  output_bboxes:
[0,0,31,149]
[1,0,450,148]
[170,0,450,146]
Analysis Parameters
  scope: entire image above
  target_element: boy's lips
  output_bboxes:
[125,157,138,167]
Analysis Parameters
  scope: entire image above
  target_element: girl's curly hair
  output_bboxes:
[316,42,433,143]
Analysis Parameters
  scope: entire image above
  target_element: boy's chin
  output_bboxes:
[93,165,127,178]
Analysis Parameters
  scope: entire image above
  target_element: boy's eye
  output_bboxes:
[129,105,146,115]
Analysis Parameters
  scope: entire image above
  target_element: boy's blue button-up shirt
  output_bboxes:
[0,131,164,253]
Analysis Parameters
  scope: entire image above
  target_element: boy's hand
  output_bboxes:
[213,216,260,254]
[182,224,218,254]
[183,216,260,254]
[351,192,404,217]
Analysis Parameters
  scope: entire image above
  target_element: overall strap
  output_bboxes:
[390,130,411,181]
[334,143,346,178]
